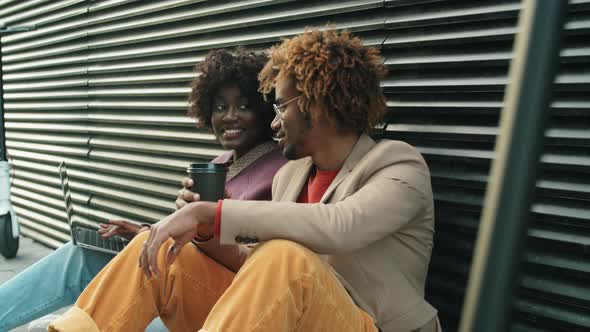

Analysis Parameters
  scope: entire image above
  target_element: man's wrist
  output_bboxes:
[190,201,217,225]
[190,201,218,240]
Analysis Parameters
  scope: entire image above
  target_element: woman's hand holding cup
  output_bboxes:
[175,177,201,210]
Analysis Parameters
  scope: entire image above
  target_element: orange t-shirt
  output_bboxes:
[297,167,340,203]
[214,167,340,236]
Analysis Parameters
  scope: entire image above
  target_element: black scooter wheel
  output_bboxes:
[0,213,18,259]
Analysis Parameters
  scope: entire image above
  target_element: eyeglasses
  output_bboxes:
[273,95,301,118]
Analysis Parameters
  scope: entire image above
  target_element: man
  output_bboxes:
[50,28,440,332]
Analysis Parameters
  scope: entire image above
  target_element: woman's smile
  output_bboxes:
[223,128,244,139]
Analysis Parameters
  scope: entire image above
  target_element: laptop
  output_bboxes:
[58,161,129,255]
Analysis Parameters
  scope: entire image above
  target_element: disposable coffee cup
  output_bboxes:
[187,163,228,202]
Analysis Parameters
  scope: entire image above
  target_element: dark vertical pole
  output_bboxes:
[459,1,567,332]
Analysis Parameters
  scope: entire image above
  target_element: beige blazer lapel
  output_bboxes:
[278,157,313,202]
[320,134,376,203]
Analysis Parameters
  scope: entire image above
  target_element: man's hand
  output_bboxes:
[98,220,148,241]
[138,201,217,278]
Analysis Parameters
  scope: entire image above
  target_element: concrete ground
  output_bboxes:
[0,236,65,332]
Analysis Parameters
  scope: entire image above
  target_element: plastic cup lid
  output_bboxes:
[187,163,227,172]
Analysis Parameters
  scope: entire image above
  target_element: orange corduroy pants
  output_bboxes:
[48,231,378,332]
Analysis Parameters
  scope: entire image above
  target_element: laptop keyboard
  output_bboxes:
[75,227,128,253]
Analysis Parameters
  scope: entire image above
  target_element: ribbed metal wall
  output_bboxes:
[379,0,590,331]
[0,1,588,331]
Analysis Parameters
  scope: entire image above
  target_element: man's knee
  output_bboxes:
[119,230,151,258]
[133,230,151,243]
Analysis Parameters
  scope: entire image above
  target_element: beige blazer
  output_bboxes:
[220,134,438,332]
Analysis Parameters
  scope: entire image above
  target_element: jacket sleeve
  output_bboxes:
[219,159,430,254]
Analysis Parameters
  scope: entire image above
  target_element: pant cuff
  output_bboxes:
[48,306,100,332]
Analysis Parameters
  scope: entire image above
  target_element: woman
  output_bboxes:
[0,48,286,332]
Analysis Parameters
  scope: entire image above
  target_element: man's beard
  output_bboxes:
[282,123,310,160]
[282,143,299,160]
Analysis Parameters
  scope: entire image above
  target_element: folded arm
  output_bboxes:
[220,164,429,254]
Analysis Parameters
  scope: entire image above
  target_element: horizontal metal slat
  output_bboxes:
[85,17,387,62]
[5,86,190,101]
[87,88,187,97]
[383,46,590,69]
[0,0,52,19]
[2,55,87,72]
[13,168,88,195]
[86,0,295,35]
[3,78,87,91]
[7,149,87,168]
[524,248,590,274]
[429,167,590,200]
[88,112,195,126]
[383,26,517,48]
[73,210,144,230]
[384,2,520,29]
[2,45,88,64]
[12,200,68,235]
[529,227,586,251]
[12,156,181,191]
[71,168,175,201]
[386,124,590,142]
[12,159,84,186]
[88,0,205,14]
[16,4,86,29]
[382,75,506,90]
[88,74,193,86]
[416,146,590,169]
[88,148,210,171]
[88,125,214,143]
[0,0,83,27]
[12,194,68,223]
[11,186,73,214]
[4,112,86,121]
[5,122,87,133]
[89,137,224,159]
[520,273,590,303]
[3,29,86,54]
[433,187,590,224]
[0,0,21,12]
[89,0,292,35]
[87,100,185,110]
[6,140,88,156]
[4,90,87,99]
[86,196,168,223]
[384,0,446,8]
[2,7,87,45]
[3,65,87,81]
[514,297,590,329]
[19,224,67,249]
[384,50,512,68]
[4,101,87,110]
[511,321,552,332]
[87,55,203,74]
[86,0,383,49]
[6,132,88,145]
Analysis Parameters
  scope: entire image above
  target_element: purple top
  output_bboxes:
[211,148,287,201]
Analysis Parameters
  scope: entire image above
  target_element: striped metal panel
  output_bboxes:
[0,0,588,331]
[380,1,590,331]
[0,0,90,249]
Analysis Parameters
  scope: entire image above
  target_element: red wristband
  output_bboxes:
[214,199,223,237]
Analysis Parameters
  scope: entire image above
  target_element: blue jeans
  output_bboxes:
[0,242,167,332]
